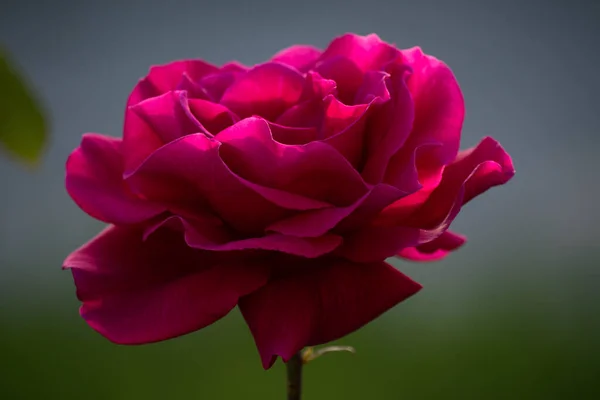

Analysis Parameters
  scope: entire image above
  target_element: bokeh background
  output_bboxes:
[1,0,598,398]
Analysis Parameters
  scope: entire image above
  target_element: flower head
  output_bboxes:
[64,33,514,369]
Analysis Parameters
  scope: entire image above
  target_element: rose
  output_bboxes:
[64,33,514,369]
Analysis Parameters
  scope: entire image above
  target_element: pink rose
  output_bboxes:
[64,33,514,368]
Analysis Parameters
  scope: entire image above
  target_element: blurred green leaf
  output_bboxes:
[0,50,47,165]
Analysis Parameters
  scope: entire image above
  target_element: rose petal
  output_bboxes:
[147,215,342,258]
[319,33,399,74]
[361,64,414,186]
[321,95,370,168]
[131,91,207,143]
[383,47,465,190]
[397,230,466,261]
[354,70,391,105]
[301,71,337,101]
[269,122,318,145]
[64,225,269,344]
[268,184,406,237]
[315,33,399,105]
[239,258,422,369]
[405,136,515,229]
[127,60,219,107]
[176,73,211,100]
[220,63,305,120]
[271,45,322,73]
[217,117,369,206]
[199,62,248,103]
[275,72,337,130]
[275,99,324,130]
[315,56,363,105]
[122,106,164,175]
[188,98,237,135]
[125,132,329,234]
[337,225,421,263]
[122,61,237,172]
[456,137,515,205]
[65,134,164,224]
[355,137,513,261]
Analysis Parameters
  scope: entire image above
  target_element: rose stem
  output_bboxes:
[286,352,303,400]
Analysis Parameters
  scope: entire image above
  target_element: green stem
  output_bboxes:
[286,353,303,400]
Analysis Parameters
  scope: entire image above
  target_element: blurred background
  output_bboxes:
[1,0,598,398]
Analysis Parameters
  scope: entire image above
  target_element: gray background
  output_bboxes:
[0,0,598,399]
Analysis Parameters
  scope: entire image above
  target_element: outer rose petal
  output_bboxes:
[64,225,269,344]
[405,136,515,229]
[65,134,164,224]
[351,137,514,262]
[384,47,465,190]
[271,45,322,72]
[397,230,466,261]
[239,259,422,369]
[220,62,305,120]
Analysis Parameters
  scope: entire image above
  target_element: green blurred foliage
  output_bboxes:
[1,254,599,400]
[0,50,47,165]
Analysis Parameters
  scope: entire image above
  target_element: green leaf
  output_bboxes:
[0,50,47,165]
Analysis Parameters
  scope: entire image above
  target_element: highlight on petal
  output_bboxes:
[397,230,466,261]
[220,63,305,120]
[64,225,269,345]
[239,258,422,369]
[217,117,369,206]
[271,45,322,72]
[65,133,164,224]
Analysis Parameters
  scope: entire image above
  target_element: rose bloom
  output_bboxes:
[64,33,514,368]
